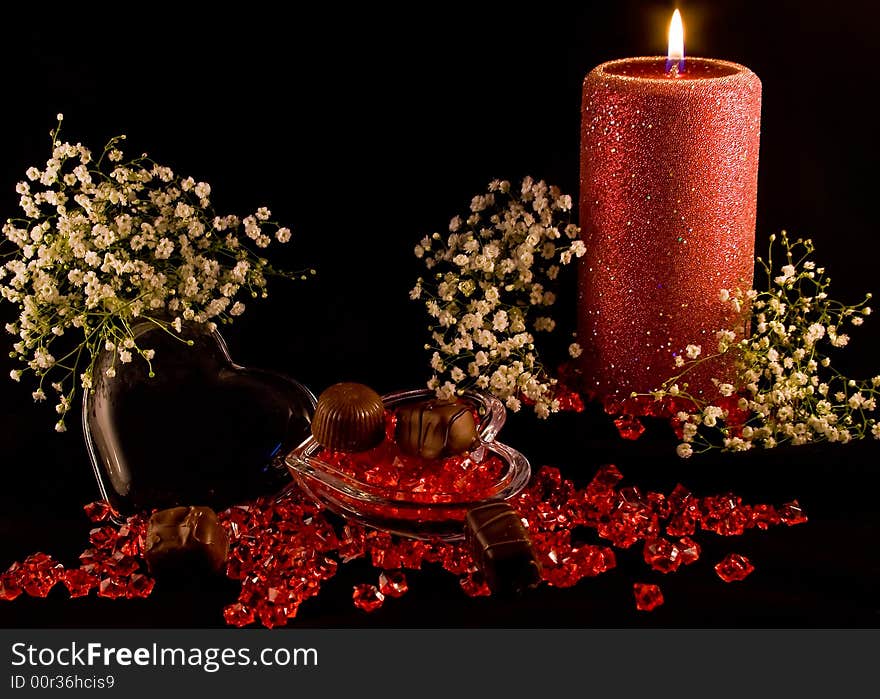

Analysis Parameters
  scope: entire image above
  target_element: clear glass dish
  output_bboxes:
[284,388,531,541]
[83,320,317,520]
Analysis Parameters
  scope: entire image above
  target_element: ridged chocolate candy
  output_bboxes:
[394,399,477,459]
[311,382,386,452]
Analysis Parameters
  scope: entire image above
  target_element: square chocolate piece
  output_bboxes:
[144,506,229,575]
[464,501,542,596]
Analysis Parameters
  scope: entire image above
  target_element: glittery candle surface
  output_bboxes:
[578,57,761,399]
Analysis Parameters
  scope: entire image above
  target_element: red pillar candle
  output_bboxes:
[578,16,761,401]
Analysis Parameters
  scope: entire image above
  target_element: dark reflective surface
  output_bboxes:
[83,322,316,515]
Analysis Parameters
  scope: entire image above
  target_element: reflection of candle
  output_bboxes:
[578,10,761,400]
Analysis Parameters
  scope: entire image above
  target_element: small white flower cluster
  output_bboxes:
[411,177,586,418]
[647,232,878,457]
[1,116,310,432]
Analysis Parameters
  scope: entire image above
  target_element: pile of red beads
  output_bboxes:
[319,436,508,503]
[0,501,154,603]
[0,464,807,625]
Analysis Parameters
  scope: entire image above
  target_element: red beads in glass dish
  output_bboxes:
[285,388,530,540]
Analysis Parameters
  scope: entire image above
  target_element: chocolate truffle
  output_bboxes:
[311,382,386,452]
[395,399,477,459]
[144,506,229,575]
[464,501,541,596]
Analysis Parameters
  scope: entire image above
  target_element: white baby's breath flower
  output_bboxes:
[413,177,578,417]
[652,232,878,458]
[676,443,693,458]
[685,344,701,359]
[3,123,304,426]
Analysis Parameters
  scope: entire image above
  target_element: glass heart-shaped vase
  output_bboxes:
[82,320,316,516]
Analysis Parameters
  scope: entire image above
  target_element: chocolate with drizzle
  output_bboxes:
[394,399,477,459]
[464,501,542,595]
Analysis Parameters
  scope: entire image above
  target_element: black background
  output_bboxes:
[1,0,879,628]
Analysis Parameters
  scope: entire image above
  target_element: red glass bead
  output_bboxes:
[438,545,474,576]
[89,526,119,548]
[258,604,291,629]
[677,537,701,566]
[97,577,127,599]
[459,572,492,597]
[748,504,780,530]
[643,538,682,574]
[701,494,748,536]
[779,500,808,526]
[613,414,646,440]
[223,602,255,628]
[588,464,624,492]
[60,569,99,598]
[0,572,22,602]
[83,500,117,523]
[125,573,155,599]
[633,583,664,611]
[21,553,63,598]
[352,584,385,612]
[714,553,755,582]
[338,525,367,562]
[378,571,408,598]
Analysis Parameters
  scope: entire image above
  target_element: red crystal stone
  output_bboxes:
[701,493,749,536]
[223,602,255,627]
[378,571,408,598]
[633,583,664,611]
[647,492,671,519]
[779,500,808,526]
[748,504,780,530]
[61,569,99,598]
[598,501,657,548]
[126,573,155,599]
[438,545,474,576]
[84,500,117,523]
[666,484,699,537]
[643,538,682,574]
[677,537,701,566]
[459,572,492,597]
[98,577,127,599]
[89,526,119,548]
[542,545,615,588]
[714,553,755,582]
[258,604,293,629]
[352,584,385,612]
[0,573,23,601]
[338,525,367,562]
[613,414,646,440]
[532,530,573,566]
[588,464,624,491]
[21,553,63,598]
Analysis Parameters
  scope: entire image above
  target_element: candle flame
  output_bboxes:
[667,9,685,74]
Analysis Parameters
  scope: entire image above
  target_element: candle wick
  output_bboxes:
[665,58,686,77]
